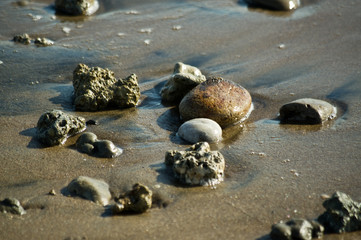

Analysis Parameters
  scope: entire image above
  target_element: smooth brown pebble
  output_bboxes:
[179,77,252,128]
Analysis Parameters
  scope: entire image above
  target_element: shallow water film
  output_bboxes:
[1,0,361,239]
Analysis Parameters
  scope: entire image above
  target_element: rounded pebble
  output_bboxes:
[93,140,123,158]
[179,77,253,128]
[178,118,222,144]
[279,98,337,124]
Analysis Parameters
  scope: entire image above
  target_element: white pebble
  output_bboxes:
[144,39,151,45]
[62,27,71,34]
[178,118,222,144]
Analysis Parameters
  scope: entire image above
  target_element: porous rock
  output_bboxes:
[160,62,206,102]
[67,176,111,206]
[72,63,140,111]
[178,118,222,144]
[179,77,253,128]
[279,98,336,124]
[36,109,86,146]
[34,37,54,46]
[270,219,324,240]
[13,33,32,44]
[318,191,361,233]
[0,198,26,215]
[76,132,123,158]
[55,0,99,16]
[112,183,152,214]
[245,0,301,11]
[165,142,225,186]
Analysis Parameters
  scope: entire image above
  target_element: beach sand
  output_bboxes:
[0,0,361,239]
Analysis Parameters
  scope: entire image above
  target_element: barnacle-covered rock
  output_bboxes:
[279,98,337,124]
[67,176,111,206]
[179,77,253,128]
[245,0,301,11]
[112,183,152,214]
[76,132,123,158]
[55,0,99,16]
[178,118,222,144]
[165,142,225,186]
[0,198,26,215]
[72,63,140,111]
[318,191,361,233]
[160,62,206,103]
[36,109,86,146]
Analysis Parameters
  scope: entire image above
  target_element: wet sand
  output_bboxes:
[1,0,361,239]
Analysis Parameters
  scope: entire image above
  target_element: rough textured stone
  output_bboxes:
[73,63,140,111]
[0,198,26,215]
[13,33,31,44]
[178,118,222,144]
[245,0,301,11]
[165,142,225,186]
[160,62,206,102]
[76,132,123,158]
[270,219,324,240]
[179,77,253,128]
[55,0,99,16]
[36,109,86,146]
[67,176,111,206]
[279,98,337,124]
[34,37,54,46]
[318,191,361,233]
[112,183,152,214]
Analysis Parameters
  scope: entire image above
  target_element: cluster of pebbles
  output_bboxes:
[27,61,339,218]
[3,0,352,238]
[270,192,361,240]
[13,33,54,46]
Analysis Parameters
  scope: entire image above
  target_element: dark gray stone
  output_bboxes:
[318,191,361,233]
[36,110,86,146]
[0,198,26,215]
[55,0,99,16]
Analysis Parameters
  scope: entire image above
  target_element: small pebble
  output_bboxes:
[144,39,151,45]
[67,176,111,206]
[172,25,182,30]
[62,27,71,34]
[48,189,56,196]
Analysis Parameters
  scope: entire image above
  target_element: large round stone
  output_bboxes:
[179,77,252,128]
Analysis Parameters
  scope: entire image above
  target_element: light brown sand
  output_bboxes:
[0,0,361,239]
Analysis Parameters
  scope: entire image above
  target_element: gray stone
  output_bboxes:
[179,77,253,128]
[178,118,222,144]
[165,142,225,186]
[270,223,292,240]
[0,198,26,215]
[160,62,206,102]
[271,219,324,240]
[73,63,140,111]
[36,109,86,146]
[287,219,313,240]
[318,191,361,233]
[280,98,337,124]
[245,0,300,11]
[67,176,111,206]
[112,183,152,214]
[55,0,99,16]
[76,132,123,158]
